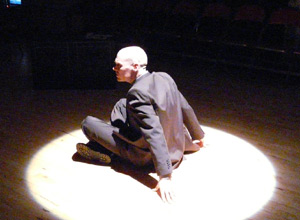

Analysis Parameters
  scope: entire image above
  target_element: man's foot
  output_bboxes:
[76,143,111,164]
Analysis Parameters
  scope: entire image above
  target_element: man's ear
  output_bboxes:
[132,63,139,70]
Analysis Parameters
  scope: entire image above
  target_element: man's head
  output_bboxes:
[113,46,148,84]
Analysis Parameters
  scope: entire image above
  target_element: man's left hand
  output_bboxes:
[193,138,205,148]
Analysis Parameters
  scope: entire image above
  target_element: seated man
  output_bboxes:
[76,46,205,203]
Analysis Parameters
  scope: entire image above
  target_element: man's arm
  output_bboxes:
[127,90,175,203]
[179,92,205,140]
[127,90,172,177]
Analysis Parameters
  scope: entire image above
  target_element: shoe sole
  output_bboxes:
[76,143,111,164]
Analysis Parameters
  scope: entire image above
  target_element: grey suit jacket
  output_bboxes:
[126,71,204,176]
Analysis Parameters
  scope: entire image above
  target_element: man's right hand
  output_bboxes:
[153,175,175,204]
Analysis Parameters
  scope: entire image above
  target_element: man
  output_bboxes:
[76,46,205,203]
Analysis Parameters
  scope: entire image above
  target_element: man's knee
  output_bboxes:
[115,98,126,107]
[111,98,127,125]
[81,116,100,138]
[113,98,126,115]
[81,116,94,129]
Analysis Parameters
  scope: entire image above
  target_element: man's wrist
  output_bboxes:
[160,173,172,180]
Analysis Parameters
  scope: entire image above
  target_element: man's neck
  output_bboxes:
[136,68,148,79]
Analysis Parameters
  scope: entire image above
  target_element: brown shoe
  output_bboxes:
[76,143,111,164]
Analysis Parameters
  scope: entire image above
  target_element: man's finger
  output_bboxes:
[160,188,176,204]
[165,191,173,204]
[152,182,160,192]
[170,190,176,202]
[161,189,167,203]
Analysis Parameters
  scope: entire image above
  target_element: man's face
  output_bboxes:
[113,56,136,83]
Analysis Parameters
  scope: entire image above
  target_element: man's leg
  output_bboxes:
[81,116,126,157]
[78,99,152,166]
[80,115,152,166]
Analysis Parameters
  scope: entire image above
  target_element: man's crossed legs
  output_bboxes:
[76,98,152,166]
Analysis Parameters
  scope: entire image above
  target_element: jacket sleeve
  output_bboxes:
[127,89,172,176]
[179,92,205,140]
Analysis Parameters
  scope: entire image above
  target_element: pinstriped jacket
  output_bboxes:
[125,71,205,176]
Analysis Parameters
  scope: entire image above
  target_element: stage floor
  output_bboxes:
[0,51,299,220]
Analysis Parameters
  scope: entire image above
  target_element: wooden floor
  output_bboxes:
[0,47,299,220]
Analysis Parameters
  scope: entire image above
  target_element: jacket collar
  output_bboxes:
[134,71,151,84]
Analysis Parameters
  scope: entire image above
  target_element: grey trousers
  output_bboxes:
[81,98,152,166]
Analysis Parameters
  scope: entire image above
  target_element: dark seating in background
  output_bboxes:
[181,3,300,75]
[259,7,300,51]
[218,4,266,66]
[136,0,175,50]
[181,3,231,61]
[116,0,148,32]
[254,7,300,73]
[141,0,174,34]
[196,3,232,42]
[143,0,201,54]
[223,4,265,46]
[163,0,201,37]
[3,0,300,76]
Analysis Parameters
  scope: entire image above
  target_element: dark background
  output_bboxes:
[0,0,300,89]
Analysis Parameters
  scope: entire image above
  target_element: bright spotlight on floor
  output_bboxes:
[26,126,276,220]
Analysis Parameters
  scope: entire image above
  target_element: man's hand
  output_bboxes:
[193,138,205,148]
[153,175,175,204]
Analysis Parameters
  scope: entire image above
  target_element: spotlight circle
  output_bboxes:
[26,126,276,220]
